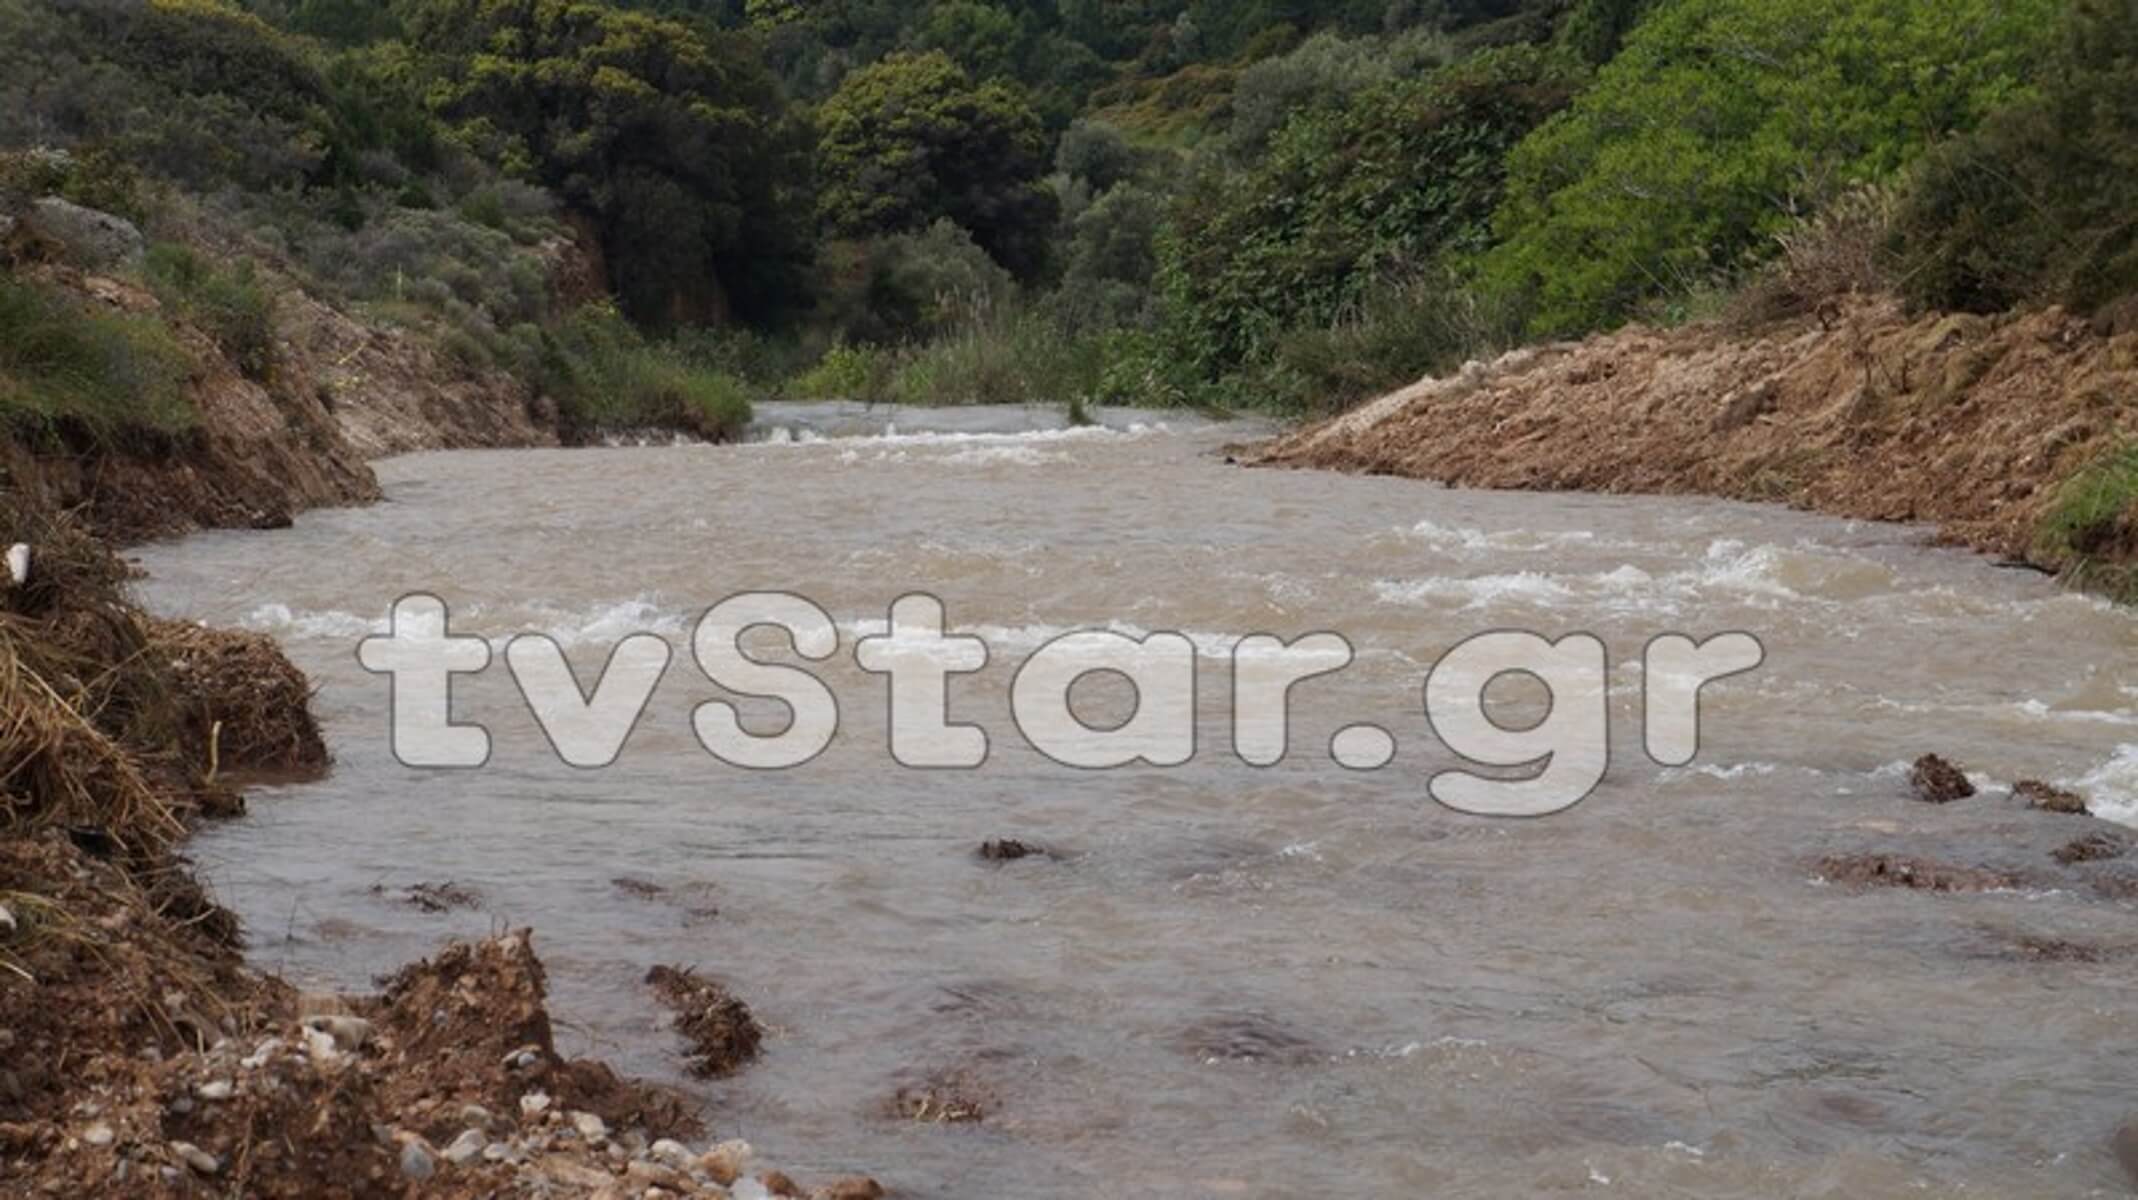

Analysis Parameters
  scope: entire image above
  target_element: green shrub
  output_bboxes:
[791,342,897,403]
[1270,266,1521,414]
[2038,441,2138,601]
[540,306,754,440]
[0,276,193,446]
[145,244,275,380]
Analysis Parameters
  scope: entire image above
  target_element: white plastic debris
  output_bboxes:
[5,543,28,587]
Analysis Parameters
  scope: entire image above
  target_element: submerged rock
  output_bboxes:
[1909,755,1975,804]
[977,838,1047,862]
[2057,832,2131,865]
[2015,779,2089,815]
[1817,853,2016,893]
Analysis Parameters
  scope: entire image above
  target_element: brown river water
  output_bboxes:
[135,405,2138,1197]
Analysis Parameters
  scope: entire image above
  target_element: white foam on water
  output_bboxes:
[2077,744,2138,826]
[242,603,390,639]
[1373,572,1577,610]
[1403,519,1615,554]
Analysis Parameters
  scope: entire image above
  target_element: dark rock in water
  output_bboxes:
[977,839,1046,862]
[2114,1118,2138,1189]
[2054,832,2127,865]
[247,507,294,531]
[2091,873,2138,902]
[370,880,481,913]
[644,964,761,1078]
[1817,853,2015,893]
[2015,779,2089,816]
[1909,754,1976,803]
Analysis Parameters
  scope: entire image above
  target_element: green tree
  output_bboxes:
[815,50,1058,278]
[403,0,814,326]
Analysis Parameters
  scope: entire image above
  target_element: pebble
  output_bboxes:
[460,1102,496,1130]
[196,1079,234,1101]
[302,1014,373,1051]
[482,1141,519,1164]
[301,1026,341,1063]
[0,903,15,937]
[650,1138,694,1168]
[166,1096,195,1116]
[696,1139,751,1185]
[241,1037,283,1069]
[520,1090,552,1117]
[443,1129,487,1166]
[82,1123,115,1148]
[730,1177,772,1200]
[571,1110,608,1140]
[170,1141,220,1175]
[505,1044,544,1071]
[817,1178,887,1200]
[626,1159,684,1188]
[399,1140,435,1181]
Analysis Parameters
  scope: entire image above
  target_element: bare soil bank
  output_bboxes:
[1252,298,2138,579]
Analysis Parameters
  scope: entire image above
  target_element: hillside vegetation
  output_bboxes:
[1,0,2134,557]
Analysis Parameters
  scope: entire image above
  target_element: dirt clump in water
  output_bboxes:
[646,964,765,1078]
[888,1069,994,1124]
[1908,755,1976,804]
[2054,831,2128,864]
[977,838,1049,862]
[147,618,328,776]
[1817,853,2018,893]
[2014,779,2090,815]
[370,879,483,913]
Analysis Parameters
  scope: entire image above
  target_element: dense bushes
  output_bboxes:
[1889,0,2138,318]
[403,0,813,327]
[1481,0,2054,336]
[1159,43,1577,380]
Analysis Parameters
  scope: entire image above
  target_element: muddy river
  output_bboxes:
[135,405,2138,1197]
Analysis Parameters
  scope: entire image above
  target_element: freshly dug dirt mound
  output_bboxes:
[1252,298,2138,572]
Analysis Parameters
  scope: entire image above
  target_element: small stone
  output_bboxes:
[1908,754,1975,803]
[539,1155,618,1189]
[301,1026,341,1063]
[482,1141,518,1164]
[196,1080,234,1101]
[459,1103,496,1130]
[2015,779,2089,815]
[241,1038,283,1069]
[0,903,15,937]
[399,1140,435,1181]
[170,1141,220,1176]
[571,1111,608,1140]
[626,1159,684,1188]
[166,1096,195,1116]
[443,1129,486,1166]
[504,1043,544,1071]
[814,1176,887,1200]
[82,1123,115,1148]
[760,1169,804,1197]
[731,1177,774,1200]
[302,1014,373,1051]
[697,1139,752,1186]
[650,1138,694,1168]
[520,1090,552,1118]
